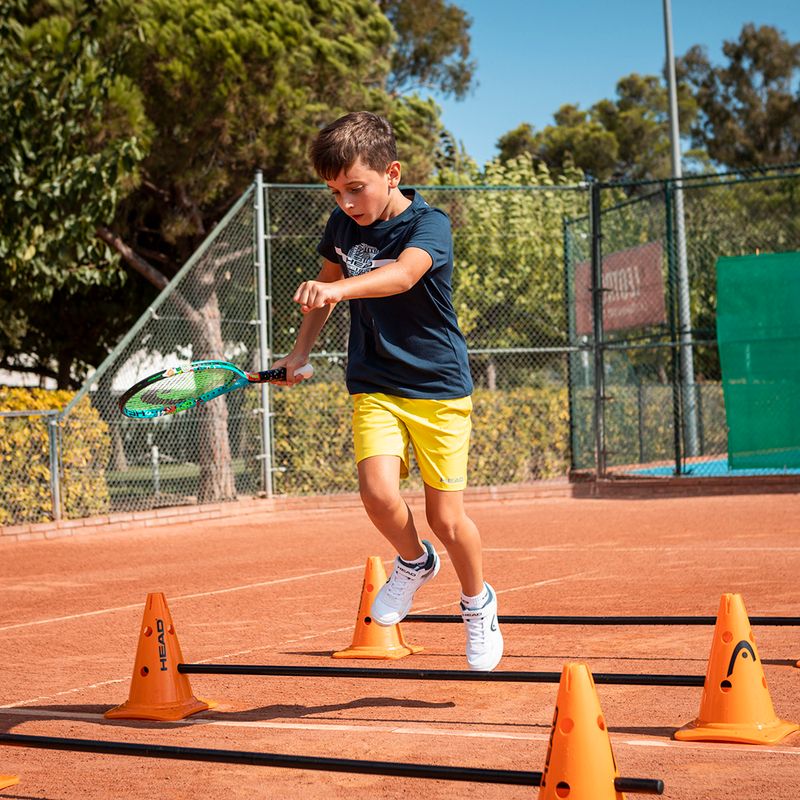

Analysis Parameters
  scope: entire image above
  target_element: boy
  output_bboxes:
[274,111,503,671]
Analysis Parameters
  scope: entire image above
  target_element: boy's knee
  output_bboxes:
[426,510,462,545]
[360,483,402,517]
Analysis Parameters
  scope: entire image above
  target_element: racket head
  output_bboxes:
[118,360,248,419]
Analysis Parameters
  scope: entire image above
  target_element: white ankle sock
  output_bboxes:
[400,545,428,566]
[461,583,489,609]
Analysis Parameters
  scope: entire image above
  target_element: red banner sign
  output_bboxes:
[574,241,666,335]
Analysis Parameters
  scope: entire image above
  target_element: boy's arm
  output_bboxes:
[294,247,432,312]
[274,259,341,384]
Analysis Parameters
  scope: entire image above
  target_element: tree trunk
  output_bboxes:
[111,427,128,472]
[487,358,497,391]
[197,398,235,502]
[190,278,236,503]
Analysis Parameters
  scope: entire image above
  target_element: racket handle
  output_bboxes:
[253,363,314,383]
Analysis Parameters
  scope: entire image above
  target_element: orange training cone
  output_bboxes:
[0,774,19,790]
[333,557,423,660]
[674,593,799,744]
[105,592,212,721]
[539,662,624,800]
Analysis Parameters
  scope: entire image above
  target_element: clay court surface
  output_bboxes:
[1,489,799,799]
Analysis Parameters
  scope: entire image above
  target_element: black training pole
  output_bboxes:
[0,734,664,794]
[404,614,800,626]
[177,663,705,687]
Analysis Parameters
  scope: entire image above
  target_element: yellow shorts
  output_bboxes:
[352,393,472,491]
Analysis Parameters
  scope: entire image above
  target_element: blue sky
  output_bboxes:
[432,1,800,165]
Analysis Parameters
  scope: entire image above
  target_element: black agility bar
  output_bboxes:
[0,733,664,794]
[404,614,800,626]
[177,663,705,687]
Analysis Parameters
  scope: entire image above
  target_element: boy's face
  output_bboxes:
[325,157,402,226]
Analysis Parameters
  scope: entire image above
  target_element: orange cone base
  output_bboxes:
[333,629,423,660]
[105,696,214,722]
[332,556,424,660]
[0,775,20,790]
[675,717,799,745]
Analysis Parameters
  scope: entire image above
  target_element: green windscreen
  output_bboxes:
[716,251,800,469]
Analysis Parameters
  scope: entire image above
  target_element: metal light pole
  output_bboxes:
[662,0,700,459]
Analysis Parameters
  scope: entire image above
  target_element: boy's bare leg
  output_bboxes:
[358,455,425,561]
[423,485,484,596]
[425,485,502,671]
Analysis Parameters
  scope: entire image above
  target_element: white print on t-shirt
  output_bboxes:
[335,244,395,277]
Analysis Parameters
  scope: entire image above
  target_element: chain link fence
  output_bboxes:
[3,167,800,526]
[264,182,590,495]
[566,167,800,477]
[13,187,264,524]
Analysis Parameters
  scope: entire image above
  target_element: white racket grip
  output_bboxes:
[294,363,314,379]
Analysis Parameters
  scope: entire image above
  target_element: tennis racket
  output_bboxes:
[118,359,314,419]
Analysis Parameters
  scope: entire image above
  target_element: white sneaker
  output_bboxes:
[461,582,503,671]
[371,540,440,626]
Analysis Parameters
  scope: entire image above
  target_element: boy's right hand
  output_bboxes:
[294,279,342,313]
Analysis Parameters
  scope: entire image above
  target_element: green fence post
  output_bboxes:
[590,182,606,477]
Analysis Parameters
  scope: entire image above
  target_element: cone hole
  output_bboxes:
[366,584,374,593]
[597,715,606,731]
[364,617,372,625]
[140,666,149,677]
[720,680,732,693]
[559,717,574,733]
[143,626,153,637]
[722,631,732,643]
[167,624,175,635]
[556,781,571,797]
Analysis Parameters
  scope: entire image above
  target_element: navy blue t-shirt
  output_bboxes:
[317,189,473,399]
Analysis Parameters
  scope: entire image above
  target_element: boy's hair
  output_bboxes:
[310,112,397,180]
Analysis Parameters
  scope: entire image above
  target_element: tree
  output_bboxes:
[439,155,586,389]
[0,3,146,387]
[3,1,469,392]
[496,73,697,183]
[89,0,397,502]
[596,74,696,181]
[379,0,475,99]
[680,24,800,168]
[3,1,475,501]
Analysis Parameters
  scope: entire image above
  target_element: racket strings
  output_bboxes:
[124,368,236,413]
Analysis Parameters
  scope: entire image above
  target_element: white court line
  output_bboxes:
[1,570,591,709]
[0,564,368,634]
[0,707,541,742]
[0,555,594,635]
[494,572,597,593]
[0,707,797,757]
